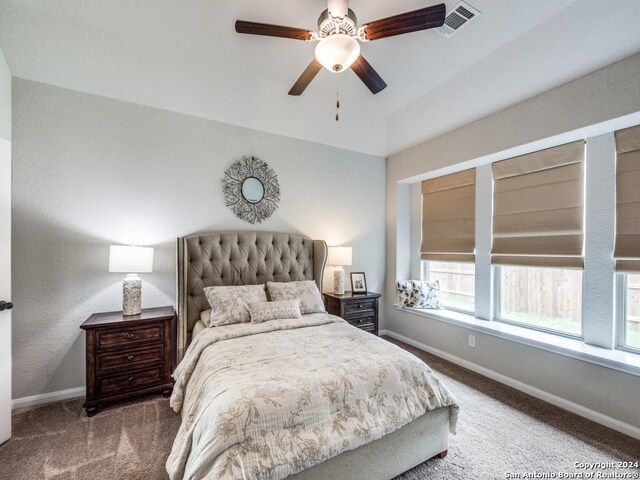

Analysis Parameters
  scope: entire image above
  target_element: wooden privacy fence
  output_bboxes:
[430,263,582,323]
[429,265,640,332]
[499,266,582,323]
[628,275,640,330]
[429,263,475,308]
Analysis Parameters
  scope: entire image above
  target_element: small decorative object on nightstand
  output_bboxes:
[324,291,380,335]
[350,271,367,294]
[327,246,352,294]
[80,306,176,417]
[109,245,154,316]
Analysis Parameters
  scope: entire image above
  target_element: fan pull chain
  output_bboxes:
[335,78,340,122]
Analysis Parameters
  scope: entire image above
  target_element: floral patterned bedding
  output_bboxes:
[166,313,459,480]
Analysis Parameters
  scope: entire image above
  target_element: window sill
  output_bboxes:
[393,305,640,377]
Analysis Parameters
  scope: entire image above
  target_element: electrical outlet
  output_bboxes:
[468,334,476,348]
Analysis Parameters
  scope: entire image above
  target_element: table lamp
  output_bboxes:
[109,245,154,316]
[327,246,352,295]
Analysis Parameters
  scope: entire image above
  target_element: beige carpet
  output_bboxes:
[1,338,638,480]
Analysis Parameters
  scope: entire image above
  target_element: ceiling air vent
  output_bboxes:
[437,1,480,38]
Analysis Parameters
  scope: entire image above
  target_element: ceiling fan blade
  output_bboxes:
[351,56,387,94]
[288,59,323,96]
[362,3,446,41]
[235,20,313,41]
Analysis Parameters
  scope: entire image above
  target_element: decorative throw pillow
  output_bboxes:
[397,280,415,307]
[249,299,302,323]
[266,280,325,314]
[203,284,267,327]
[410,280,443,309]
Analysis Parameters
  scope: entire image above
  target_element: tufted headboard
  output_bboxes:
[176,231,328,361]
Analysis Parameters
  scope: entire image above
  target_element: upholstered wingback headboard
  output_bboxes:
[176,231,327,361]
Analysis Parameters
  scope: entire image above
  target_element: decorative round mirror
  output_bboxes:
[222,156,280,224]
[241,177,265,204]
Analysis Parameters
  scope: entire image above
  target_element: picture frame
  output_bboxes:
[350,272,367,294]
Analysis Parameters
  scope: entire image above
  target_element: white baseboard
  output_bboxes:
[12,386,85,410]
[380,329,640,441]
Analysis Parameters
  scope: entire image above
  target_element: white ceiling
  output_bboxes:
[1,0,639,156]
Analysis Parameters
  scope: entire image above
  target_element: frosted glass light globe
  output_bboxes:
[315,34,360,73]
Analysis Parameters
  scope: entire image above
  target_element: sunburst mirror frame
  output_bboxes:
[222,156,280,224]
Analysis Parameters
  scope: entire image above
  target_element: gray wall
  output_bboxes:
[0,48,9,141]
[11,78,386,399]
[385,53,640,430]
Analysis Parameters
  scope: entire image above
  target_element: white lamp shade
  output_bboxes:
[327,246,352,266]
[109,245,154,273]
[315,34,360,73]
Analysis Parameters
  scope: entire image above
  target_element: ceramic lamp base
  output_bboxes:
[333,266,345,295]
[123,274,142,316]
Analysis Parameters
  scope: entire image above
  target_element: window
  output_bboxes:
[497,266,582,336]
[614,125,640,351]
[622,274,640,350]
[424,261,475,313]
[407,126,640,367]
[491,141,585,337]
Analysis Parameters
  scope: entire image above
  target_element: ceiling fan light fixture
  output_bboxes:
[314,34,360,73]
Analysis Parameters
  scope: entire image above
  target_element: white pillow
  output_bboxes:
[410,280,443,309]
[249,299,302,323]
[266,280,325,314]
[203,284,267,326]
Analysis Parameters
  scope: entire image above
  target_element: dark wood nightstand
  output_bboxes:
[80,306,176,416]
[324,292,381,335]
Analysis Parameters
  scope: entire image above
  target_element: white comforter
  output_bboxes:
[167,313,458,480]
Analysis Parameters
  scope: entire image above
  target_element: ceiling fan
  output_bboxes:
[235,0,446,96]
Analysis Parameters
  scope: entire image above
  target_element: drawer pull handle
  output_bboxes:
[126,332,135,339]
[127,355,134,361]
[358,305,363,309]
[128,376,135,383]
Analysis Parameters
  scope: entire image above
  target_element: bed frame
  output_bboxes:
[176,231,450,480]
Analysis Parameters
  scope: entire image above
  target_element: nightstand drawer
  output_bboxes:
[344,300,375,316]
[96,324,163,350]
[97,367,163,396]
[344,302,375,320]
[348,316,375,329]
[96,345,163,373]
[358,324,375,334]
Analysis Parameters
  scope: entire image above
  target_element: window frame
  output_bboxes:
[617,273,640,354]
[493,265,584,341]
[421,260,476,316]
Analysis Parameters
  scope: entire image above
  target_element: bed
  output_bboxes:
[168,231,458,480]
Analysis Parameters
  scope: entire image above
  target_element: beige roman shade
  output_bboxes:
[615,125,640,272]
[421,168,476,262]
[491,141,585,268]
